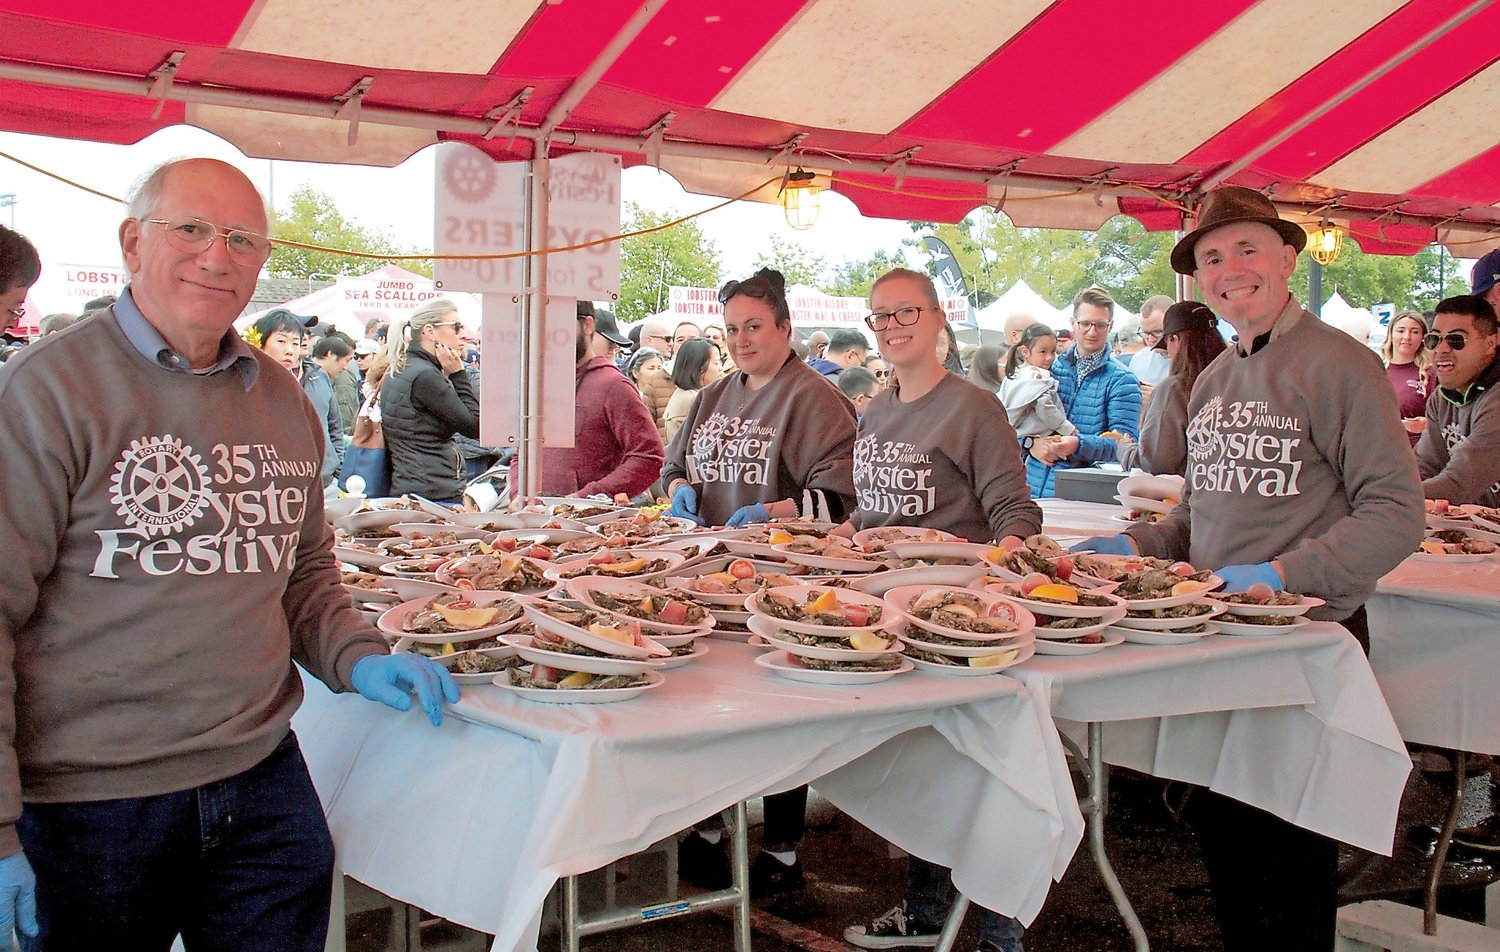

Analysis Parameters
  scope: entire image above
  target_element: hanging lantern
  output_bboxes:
[1308,221,1344,265]
[780,167,821,231]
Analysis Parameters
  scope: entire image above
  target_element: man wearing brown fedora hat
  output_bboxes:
[1075,184,1423,950]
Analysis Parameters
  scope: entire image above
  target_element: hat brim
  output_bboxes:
[598,329,631,347]
[1171,216,1308,275]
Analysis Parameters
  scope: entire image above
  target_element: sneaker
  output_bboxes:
[677,833,730,890]
[1453,815,1500,853]
[750,851,804,896]
[844,902,941,949]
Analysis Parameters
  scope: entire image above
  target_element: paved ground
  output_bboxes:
[350,757,1498,952]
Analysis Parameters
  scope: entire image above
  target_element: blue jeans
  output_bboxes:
[17,731,335,952]
[907,855,1025,952]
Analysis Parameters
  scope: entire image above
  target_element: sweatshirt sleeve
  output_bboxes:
[412,366,481,439]
[1136,376,1188,476]
[966,396,1043,541]
[786,383,857,516]
[1034,385,1077,435]
[281,399,389,691]
[1421,397,1500,504]
[579,375,665,499]
[325,380,345,467]
[1074,372,1141,463]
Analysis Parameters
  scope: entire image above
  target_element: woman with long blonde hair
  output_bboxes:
[378,299,480,502]
[1380,311,1434,446]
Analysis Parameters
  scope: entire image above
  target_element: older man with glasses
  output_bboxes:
[0,158,457,949]
[1023,286,1141,497]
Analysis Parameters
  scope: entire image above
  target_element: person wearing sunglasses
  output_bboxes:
[1415,294,1500,511]
[841,269,1038,952]
[380,298,480,503]
[0,224,40,343]
[863,353,890,393]
[663,268,856,895]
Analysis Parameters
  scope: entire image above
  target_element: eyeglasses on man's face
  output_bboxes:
[142,216,273,266]
[4,306,23,320]
[1074,320,1112,333]
[865,306,924,332]
[1424,331,1478,351]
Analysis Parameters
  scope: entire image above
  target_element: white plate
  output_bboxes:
[707,606,753,627]
[1406,548,1496,564]
[881,541,994,563]
[852,526,959,552]
[1205,593,1325,617]
[1107,624,1215,645]
[746,615,903,662]
[520,602,672,658]
[390,523,495,542]
[1114,600,1227,631]
[383,577,464,600]
[1112,576,1224,610]
[324,494,368,522]
[1029,606,1129,640]
[1117,473,1185,501]
[745,585,898,636]
[378,592,531,642]
[771,542,887,573]
[491,528,598,547]
[564,576,716,634]
[1115,493,1174,515]
[392,639,521,683]
[654,642,709,670]
[378,556,455,578]
[883,584,1035,642]
[984,584,1129,619]
[906,640,1034,674]
[1468,508,1500,534]
[978,549,1119,591]
[335,509,439,535]
[753,650,912,685]
[497,668,665,703]
[844,564,989,596]
[342,581,402,604]
[898,626,1033,657]
[504,635,666,675]
[544,549,687,583]
[332,544,399,569]
[436,554,555,594]
[1031,632,1126,656]
[1212,616,1314,637]
[378,538,476,558]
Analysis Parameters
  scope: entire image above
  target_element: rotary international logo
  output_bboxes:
[109,434,211,536]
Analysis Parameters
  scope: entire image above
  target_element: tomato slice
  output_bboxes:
[842,605,873,628]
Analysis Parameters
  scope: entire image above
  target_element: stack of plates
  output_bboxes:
[499,600,674,703]
[883,584,1035,674]
[985,584,1128,655]
[1206,592,1323,636]
[746,585,910,684]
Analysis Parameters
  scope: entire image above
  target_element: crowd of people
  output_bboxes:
[1,164,1498,952]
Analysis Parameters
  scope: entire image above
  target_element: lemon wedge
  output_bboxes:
[1029,583,1079,603]
[600,558,648,574]
[969,649,1018,668]
[807,590,840,613]
[849,630,888,651]
[433,603,501,629]
[440,642,457,656]
[768,529,795,545]
[986,546,1008,562]
[559,671,594,688]
[587,622,634,645]
[1170,580,1212,597]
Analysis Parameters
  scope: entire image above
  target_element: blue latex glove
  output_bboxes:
[1069,534,1135,555]
[351,654,460,726]
[724,502,771,527]
[0,852,38,946]
[1216,562,1284,592]
[668,484,704,526]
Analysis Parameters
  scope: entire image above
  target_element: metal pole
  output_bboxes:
[1439,244,1446,298]
[518,151,551,500]
[1309,259,1323,317]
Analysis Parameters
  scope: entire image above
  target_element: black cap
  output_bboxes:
[1153,301,1217,350]
[591,308,631,347]
[261,307,317,329]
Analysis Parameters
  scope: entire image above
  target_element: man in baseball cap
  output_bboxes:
[1075,184,1423,950]
[1470,249,1500,312]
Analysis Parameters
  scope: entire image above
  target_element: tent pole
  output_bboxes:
[519,149,551,500]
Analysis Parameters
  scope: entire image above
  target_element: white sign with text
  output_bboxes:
[433,144,621,301]
[478,295,577,449]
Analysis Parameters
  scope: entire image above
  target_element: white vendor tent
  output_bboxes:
[976,280,1069,334]
[237,264,481,340]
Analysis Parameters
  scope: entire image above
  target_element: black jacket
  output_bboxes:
[380,346,481,501]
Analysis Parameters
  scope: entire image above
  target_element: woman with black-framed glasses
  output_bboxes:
[380,299,480,503]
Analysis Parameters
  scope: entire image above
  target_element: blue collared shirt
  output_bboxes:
[113,287,259,391]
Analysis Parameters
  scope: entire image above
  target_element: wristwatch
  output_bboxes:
[1020,436,1036,451]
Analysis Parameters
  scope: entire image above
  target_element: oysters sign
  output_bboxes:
[432,143,621,299]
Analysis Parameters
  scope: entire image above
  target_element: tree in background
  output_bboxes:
[1293,240,1469,312]
[752,235,827,288]
[823,248,912,298]
[269,185,431,278]
[617,202,722,323]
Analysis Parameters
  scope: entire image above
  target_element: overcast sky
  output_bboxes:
[0,125,912,314]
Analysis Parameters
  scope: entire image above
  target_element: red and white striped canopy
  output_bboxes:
[3,0,1498,254]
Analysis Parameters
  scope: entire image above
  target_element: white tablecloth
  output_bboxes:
[293,642,1083,952]
[1369,558,1500,755]
[1011,625,1413,854]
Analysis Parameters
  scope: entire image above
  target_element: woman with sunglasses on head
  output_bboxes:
[1380,311,1434,447]
[1115,301,1226,476]
[379,299,479,503]
[662,267,856,529]
[843,268,1038,952]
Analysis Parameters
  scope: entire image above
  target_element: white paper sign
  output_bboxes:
[434,144,621,300]
[478,294,577,450]
[30,263,130,313]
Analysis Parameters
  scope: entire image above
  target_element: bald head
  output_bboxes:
[807,330,829,358]
[1004,313,1037,346]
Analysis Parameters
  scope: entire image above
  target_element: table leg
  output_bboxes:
[729,799,752,952]
[932,895,969,952]
[561,872,581,952]
[1424,750,1467,936]
[1086,722,1150,952]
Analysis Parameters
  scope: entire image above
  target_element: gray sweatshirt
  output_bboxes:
[0,310,387,854]
[1117,373,1189,475]
[662,354,857,526]
[853,373,1041,543]
[1415,350,1500,507]
[1126,299,1424,620]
